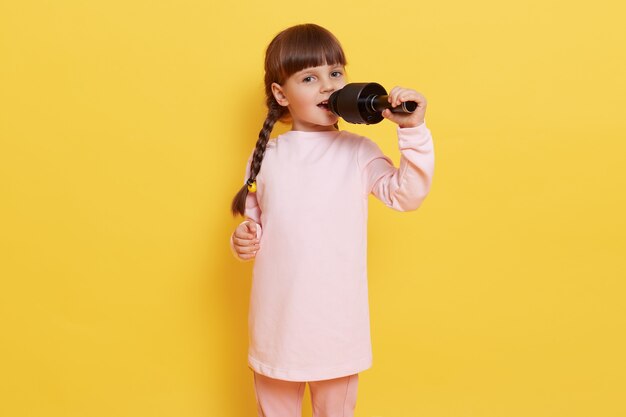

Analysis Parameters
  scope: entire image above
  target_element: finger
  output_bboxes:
[233,236,259,246]
[236,223,249,238]
[388,87,399,106]
[383,107,401,120]
[401,94,425,112]
[395,89,421,101]
[241,244,260,253]
[243,222,255,237]
[235,230,256,240]
[391,87,407,107]
[236,244,260,255]
[390,86,403,96]
[382,108,401,123]
[234,228,256,240]
[410,93,426,106]
[387,87,397,103]
[388,86,401,105]
[242,244,260,254]
[397,89,417,103]
[398,93,415,108]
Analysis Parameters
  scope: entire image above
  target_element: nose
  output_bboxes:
[320,84,333,93]
[320,76,338,93]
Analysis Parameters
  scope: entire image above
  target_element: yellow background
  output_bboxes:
[1,0,625,416]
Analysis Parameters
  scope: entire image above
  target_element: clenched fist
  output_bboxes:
[381,86,427,128]
[231,220,261,261]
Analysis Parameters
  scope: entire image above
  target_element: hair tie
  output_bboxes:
[247,178,257,193]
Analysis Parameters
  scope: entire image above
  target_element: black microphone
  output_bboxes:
[328,82,418,125]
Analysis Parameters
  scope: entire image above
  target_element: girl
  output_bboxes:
[229,23,434,417]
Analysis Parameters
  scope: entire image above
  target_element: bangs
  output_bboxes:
[270,24,347,83]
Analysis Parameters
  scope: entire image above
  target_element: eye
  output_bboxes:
[331,71,343,77]
[303,76,314,82]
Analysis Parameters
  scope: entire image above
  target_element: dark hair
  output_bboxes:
[230,23,347,217]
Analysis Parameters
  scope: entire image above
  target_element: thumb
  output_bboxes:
[382,108,401,124]
[246,221,257,232]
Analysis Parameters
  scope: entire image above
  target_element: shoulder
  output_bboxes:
[338,130,374,151]
[244,139,278,171]
[266,138,278,150]
[247,138,278,158]
[340,129,377,144]
[337,130,384,167]
[341,130,381,153]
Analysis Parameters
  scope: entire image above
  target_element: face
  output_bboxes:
[271,63,346,132]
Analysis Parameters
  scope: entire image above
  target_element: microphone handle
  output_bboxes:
[367,95,418,114]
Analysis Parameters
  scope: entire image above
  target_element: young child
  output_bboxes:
[229,23,435,417]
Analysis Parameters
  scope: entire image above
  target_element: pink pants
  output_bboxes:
[253,371,359,417]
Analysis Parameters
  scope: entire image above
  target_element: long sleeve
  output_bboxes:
[230,149,263,262]
[357,121,435,211]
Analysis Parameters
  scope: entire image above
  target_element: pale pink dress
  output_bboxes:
[230,122,435,381]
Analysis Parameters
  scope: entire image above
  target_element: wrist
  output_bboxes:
[399,120,424,129]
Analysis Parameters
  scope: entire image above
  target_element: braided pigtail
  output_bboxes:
[231,23,347,218]
[231,99,285,217]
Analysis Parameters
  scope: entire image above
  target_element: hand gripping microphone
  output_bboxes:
[328,82,418,125]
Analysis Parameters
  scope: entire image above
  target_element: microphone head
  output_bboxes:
[328,82,388,125]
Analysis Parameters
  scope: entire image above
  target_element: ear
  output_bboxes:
[271,82,289,107]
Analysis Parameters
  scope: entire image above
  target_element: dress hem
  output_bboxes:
[247,354,372,382]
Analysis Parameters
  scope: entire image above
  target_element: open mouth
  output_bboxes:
[317,100,330,110]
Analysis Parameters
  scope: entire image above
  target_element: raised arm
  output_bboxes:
[357,122,435,211]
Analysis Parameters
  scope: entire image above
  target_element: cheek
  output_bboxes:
[291,94,314,110]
